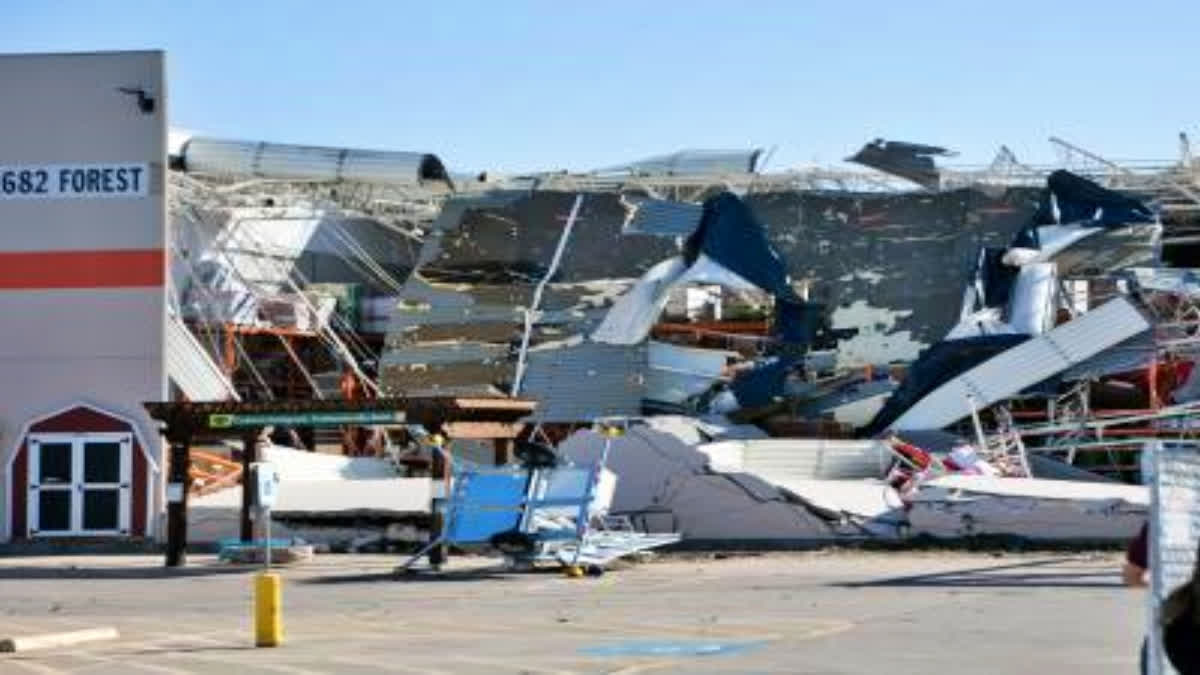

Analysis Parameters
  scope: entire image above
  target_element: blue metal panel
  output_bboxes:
[443,471,529,543]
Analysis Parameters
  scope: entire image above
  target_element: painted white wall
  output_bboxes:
[0,51,167,541]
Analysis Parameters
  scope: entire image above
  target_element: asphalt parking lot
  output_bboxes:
[0,551,1142,674]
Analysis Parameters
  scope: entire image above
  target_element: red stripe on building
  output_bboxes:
[0,249,163,289]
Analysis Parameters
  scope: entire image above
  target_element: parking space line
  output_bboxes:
[605,661,682,675]
[65,652,193,675]
[163,651,322,675]
[450,655,577,674]
[323,655,453,674]
[0,658,65,674]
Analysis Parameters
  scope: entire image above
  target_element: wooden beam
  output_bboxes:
[451,397,538,412]
[165,438,190,568]
[240,431,259,543]
[442,421,526,440]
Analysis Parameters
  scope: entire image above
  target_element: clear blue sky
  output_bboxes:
[6,1,1199,174]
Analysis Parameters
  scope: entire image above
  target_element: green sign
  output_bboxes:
[207,411,406,429]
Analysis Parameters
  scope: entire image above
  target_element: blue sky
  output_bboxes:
[6,1,1198,174]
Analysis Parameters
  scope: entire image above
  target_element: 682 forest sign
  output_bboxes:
[0,163,149,200]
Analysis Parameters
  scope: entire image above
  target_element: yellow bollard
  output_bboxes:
[254,572,283,647]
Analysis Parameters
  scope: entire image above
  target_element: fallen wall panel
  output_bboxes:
[891,297,1152,431]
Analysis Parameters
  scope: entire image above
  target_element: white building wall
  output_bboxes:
[0,51,167,541]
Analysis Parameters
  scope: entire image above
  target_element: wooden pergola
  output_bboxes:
[144,396,536,567]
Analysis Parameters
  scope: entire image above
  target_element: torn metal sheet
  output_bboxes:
[378,341,509,367]
[890,297,1152,431]
[380,360,510,395]
[847,139,955,190]
[591,257,688,345]
[865,334,1032,436]
[622,196,705,236]
[1006,263,1057,335]
[299,216,418,295]
[1047,224,1161,277]
[595,149,763,176]
[520,342,648,422]
[645,341,732,405]
[749,187,1036,366]
[1058,331,1155,381]
[684,193,795,300]
[1032,169,1156,227]
[380,186,1041,395]
[165,312,239,402]
[697,438,892,481]
[591,253,759,346]
[793,378,896,428]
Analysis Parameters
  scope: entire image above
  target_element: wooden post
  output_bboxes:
[492,438,513,466]
[165,435,192,567]
[222,324,237,376]
[240,429,261,542]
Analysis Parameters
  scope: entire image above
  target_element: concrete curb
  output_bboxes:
[0,627,119,653]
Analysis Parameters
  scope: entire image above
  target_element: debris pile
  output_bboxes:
[163,132,1200,551]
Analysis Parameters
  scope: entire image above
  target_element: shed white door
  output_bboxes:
[28,433,132,536]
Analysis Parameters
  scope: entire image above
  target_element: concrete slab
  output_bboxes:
[0,552,1143,674]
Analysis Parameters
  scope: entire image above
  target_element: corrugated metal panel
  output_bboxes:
[596,149,762,176]
[182,136,449,186]
[648,341,730,373]
[893,297,1151,430]
[645,371,721,406]
[379,341,508,367]
[705,439,892,481]
[521,342,647,422]
[166,314,239,401]
[388,281,516,327]
[623,198,704,236]
[1059,331,1154,380]
[645,341,729,404]
[386,279,610,330]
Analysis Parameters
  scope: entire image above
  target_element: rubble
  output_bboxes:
[162,129,1200,551]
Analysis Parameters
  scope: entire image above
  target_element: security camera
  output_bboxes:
[117,87,156,114]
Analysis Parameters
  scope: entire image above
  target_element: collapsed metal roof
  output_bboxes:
[179,135,451,189]
[594,148,763,176]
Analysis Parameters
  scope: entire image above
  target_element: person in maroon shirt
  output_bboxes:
[1125,522,1149,588]
[1130,520,1200,674]
[1125,522,1149,675]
